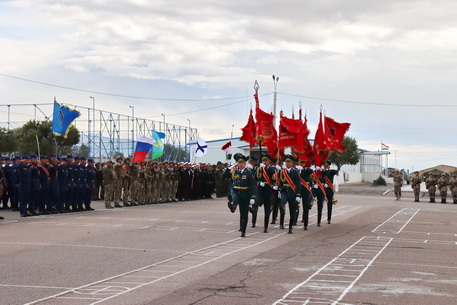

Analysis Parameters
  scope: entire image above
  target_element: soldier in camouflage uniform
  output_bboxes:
[425,173,437,203]
[449,174,457,204]
[130,162,140,206]
[122,158,132,207]
[158,163,166,203]
[113,157,125,207]
[137,162,147,205]
[437,173,448,203]
[102,161,115,209]
[145,162,153,204]
[410,171,422,202]
[392,170,403,200]
[151,162,160,203]
[171,164,179,202]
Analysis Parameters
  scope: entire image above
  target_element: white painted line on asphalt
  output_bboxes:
[372,208,420,234]
[273,236,392,305]
[0,284,72,289]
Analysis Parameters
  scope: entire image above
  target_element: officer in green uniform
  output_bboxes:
[298,160,314,230]
[230,153,256,237]
[255,153,276,233]
[279,155,301,234]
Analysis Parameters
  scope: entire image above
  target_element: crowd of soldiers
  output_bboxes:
[223,152,338,237]
[391,170,457,204]
[0,155,218,219]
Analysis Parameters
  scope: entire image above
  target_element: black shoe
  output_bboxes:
[251,224,256,228]
[124,203,131,207]
[271,220,276,224]
[328,220,331,224]
[131,203,138,206]
[304,226,308,230]
[30,210,39,216]
[240,232,245,237]
[279,225,285,229]
[21,214,28,217]
[288,229,293,234]
[114,205,123,208]
[263,229,268,233]
[0,216,4,220]
[317,223,321,227]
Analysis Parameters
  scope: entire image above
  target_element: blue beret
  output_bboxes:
[66,155,73,159]
[22,156,29,160]
[29,154,37,159]
[80,157,86,161]
[5,157,10,161]
[39,155,45,159]
[74,157,80,160]
[48,154,56,158]
[88,158,94,163]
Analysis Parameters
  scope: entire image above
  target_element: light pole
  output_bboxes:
[161,113,166,133]
[187,118,191,128]
[272,74,279,126]
[90,96,95,158]
[130,106,135,156]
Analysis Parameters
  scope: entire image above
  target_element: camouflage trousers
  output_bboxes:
[440,188,447,201]
[104,183,114,208]
[428,186,436,201]
[413,188,420,200]
[113,180,123,206]
[122,179,131,203]
[151,181,159,203]
[145,181,153,203]
[172,180,179,200]
[130,179,140,204]
[394,185,402,199]
[137,179,146,204]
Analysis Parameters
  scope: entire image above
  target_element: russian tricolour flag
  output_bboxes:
[133,135,156,163]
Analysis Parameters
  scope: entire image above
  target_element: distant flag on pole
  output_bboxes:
[151,130,166,160]
[195,137,208,158]
[381,142,389,151]
[133,134,156,163]
[51,99,80,138]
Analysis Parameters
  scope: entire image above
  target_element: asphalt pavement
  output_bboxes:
[0,191,456,305]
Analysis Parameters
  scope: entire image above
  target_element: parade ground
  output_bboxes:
[1,193,456,305]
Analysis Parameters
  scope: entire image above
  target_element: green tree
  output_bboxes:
[75,144,89,158]
[328,136,360,171]
[15,120,80,155]
[0,127,17,153]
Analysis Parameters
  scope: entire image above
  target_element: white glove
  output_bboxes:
[276,165,282,171]
[260,163,265,168]
[259,182,265,187]
[324,183,328,187]
[282,164,287,169]
[249,199,255,205]
[310,165,316,170]
[295,197,301,203]
[313,184,318,189]
[247,164,253,169]
[296,165,303,171]
[315,166,321,171]
[273,185,279,190]
[277,192,281,199]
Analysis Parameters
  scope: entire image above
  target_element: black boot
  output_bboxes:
[239,216,242,232]
[304,226,308,230]
[279,214,285,229]
[288,221,293,234]
[263,215,269,233]
[240,219,248,237]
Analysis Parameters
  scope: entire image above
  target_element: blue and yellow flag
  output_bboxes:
[151,130,166,160]
[51,100,80,138]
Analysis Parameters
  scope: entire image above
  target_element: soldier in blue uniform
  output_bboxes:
[11,157,21,211]
[230,153,256,237]
[48,154,59,213]
[79,157,88,211]
[298,160,314,230]
[74,157,84,211]
[38,156,50,214]
[279,155,301,234]
[28,154,41,216]
[255,153,276,233]
[322,161,338,224]
[1,157,12,209]
[57,157,68,213]
[18,156,32,217]
[65,155,76,212]
[84,159,95,210]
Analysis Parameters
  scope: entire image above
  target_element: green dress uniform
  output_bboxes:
[299,166,314,230]
[255,158,276,233]
[410,172,422,202]
[279,155,301,234]
[437,174,448,203]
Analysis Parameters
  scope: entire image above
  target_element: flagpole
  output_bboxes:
[36,135,41,161]
[229,124,234,164]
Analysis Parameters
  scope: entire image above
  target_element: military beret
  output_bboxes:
[56,157,61,161]
[74,157,80,160]
[80,157,86,161]
[234,153,248,163]
[22,156,29,160]
[88,158,94,163]
[39,155,45,159]
[4,157,10,161]
[29,154,37,159]
[66,155,73,159]
[284,154,298,163]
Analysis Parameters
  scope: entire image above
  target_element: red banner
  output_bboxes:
[254,93,278,156]
[278,114,304,150]
[313,112,329,168]
[324,116,351,152]
[240,109,257,148]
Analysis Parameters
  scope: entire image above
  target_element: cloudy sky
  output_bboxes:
[1,0,456,171]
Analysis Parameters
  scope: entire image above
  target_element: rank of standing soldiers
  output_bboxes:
[0,155,217,218]
[224,152,338,237]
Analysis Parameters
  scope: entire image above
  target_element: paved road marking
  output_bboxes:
[273,236,393,305]
[372,208,420,234]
